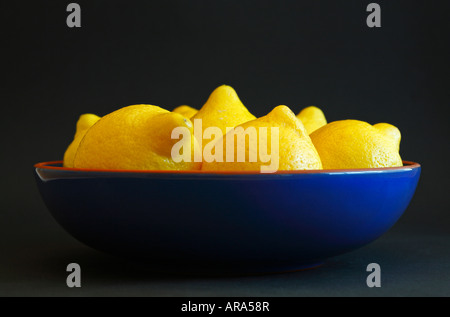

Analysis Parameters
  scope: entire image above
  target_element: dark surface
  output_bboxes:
[1,0,450,296]
[1,222,449,296]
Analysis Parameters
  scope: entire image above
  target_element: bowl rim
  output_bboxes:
[34,160,421,175]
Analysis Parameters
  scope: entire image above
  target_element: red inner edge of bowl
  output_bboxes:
[34,160,421,175]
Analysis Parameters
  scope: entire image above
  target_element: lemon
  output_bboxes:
[173,105,198,119]
[63,113,101,168]
[296,106,327,134]
[373,122,401,151]
[191,85,256,147]
[73,105,201,171]
[201,105,323,172]
[310,120,402,169]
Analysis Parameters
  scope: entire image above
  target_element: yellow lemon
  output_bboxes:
[201,105,323,173]
[73,105,201,171]
[310,120,403,169]
[173,105,198,119]
[191,85,256,148]
[63,113,101,168]
[373,122,401,151]
[296,106,327,134]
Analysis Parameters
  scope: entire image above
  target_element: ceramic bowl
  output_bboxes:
[34,161,421,274]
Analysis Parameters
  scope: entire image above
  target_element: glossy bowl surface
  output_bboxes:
[34,161,421,274]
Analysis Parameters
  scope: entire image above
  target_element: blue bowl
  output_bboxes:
[34,161,420,274]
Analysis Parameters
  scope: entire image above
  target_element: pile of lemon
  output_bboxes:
[63,85,402,172]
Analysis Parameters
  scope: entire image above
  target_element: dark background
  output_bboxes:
[1,0,449,296]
